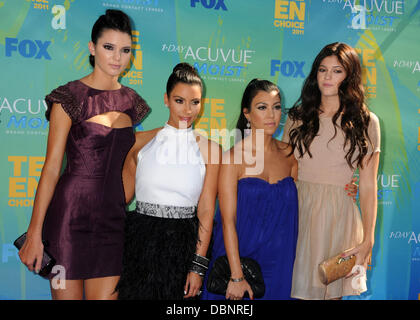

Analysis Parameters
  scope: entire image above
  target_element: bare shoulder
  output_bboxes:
[135,127,161,140]
[194,131,222,164]
[134,127,162,150]
[226,143,239,162]
[275,139,289,148]
[220,145,241,179]
[221,139,246,176]
[275,139,292,154]
[194,131,220,149]
[275,139,296,163]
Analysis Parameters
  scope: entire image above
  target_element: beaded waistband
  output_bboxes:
[135,201,196,219]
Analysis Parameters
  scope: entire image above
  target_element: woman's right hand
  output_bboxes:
[18,234,44,274]
[225,278,254,300]
[17,102,71,274]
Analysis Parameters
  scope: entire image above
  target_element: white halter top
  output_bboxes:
[135,123,206,215]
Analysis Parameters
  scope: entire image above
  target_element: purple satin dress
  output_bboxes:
[41,80,149,280]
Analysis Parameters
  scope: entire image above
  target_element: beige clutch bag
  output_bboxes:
[318,252,356,285]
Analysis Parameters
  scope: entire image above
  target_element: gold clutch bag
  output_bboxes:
[318,252,356,285]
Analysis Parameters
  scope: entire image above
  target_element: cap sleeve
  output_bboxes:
[131,90,151,125]
[45,83,81,123]
[367,112,381,154]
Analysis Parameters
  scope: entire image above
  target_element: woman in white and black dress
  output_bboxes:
[116,63,221,300]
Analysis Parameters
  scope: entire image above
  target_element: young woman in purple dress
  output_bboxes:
[17,9,150,300]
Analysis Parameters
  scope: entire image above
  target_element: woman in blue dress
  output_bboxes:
[202,79,298,300]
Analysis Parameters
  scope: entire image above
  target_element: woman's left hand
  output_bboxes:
[183,272,203,298]
[345,177,358,202]
[342,241,373,278]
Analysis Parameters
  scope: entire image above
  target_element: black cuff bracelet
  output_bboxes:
[189,263,207,277]
[189,253,210,277]
[192,253,210,268]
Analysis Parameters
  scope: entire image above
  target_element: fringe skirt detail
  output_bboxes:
[116,204,198,300]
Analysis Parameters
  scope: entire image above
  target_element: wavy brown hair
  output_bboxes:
[287,42,372,169]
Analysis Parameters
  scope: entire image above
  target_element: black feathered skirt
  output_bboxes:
[116,201,198,300]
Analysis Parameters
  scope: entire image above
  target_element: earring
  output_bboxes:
[244,121,251,137]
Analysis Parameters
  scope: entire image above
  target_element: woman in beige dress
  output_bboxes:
[282,42,380,300]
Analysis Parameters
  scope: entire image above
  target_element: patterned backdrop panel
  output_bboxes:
[0,0,419,300]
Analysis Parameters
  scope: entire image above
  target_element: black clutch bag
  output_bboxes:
[206,255,265,299]
[14,232,56,277]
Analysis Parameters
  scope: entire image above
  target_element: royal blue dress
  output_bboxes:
[202,177,298,300]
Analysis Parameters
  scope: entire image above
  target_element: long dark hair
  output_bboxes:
[236,78,281,139]
[166,62,203,96]
[287,42,372,169]
[89,9,132,67]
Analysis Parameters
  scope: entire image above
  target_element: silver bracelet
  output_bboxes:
[189,263,206,277]
[193,253,210,268]
[230,276,245,282]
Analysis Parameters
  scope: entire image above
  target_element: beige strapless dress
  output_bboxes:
[282,112,380,300]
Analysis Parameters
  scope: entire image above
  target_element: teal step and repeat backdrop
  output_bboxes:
[0,0,419,300]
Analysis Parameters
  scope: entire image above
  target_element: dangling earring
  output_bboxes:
[244,120,251,137]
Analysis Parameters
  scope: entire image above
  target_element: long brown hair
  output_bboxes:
[287,42,372,169]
